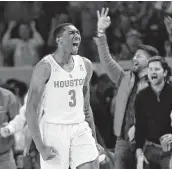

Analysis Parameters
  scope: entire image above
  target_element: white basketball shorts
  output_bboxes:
[39,121,98,169]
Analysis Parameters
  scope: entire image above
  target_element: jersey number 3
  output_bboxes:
[69,90,76,107]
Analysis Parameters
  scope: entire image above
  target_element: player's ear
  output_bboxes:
[55,37,59,44]
[55,37,63,46]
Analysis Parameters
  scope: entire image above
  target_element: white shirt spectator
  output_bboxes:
[2,92,43,154]
[2,21,44,66]
[7,93,28,133]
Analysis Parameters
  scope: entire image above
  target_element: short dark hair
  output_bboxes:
[20,22,29,27]
[18,21,30,29]
[148,56,172,81]
[148,56,166,66]
[53,23,73,40]
[138,45,159,57]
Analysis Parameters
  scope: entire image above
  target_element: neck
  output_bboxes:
[137,68,147,79]
[151,80,165,94]
[53,48,72,64]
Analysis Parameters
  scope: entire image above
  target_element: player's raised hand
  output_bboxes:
[164,16,172,35]
[39,145,57,161]
[97,8,111,32]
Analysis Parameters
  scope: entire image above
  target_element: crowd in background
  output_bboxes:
[0,1,172,169]
[0,1,171,65]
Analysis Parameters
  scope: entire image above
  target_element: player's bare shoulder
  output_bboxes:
[27,59,51,106]
[31,59,51,85]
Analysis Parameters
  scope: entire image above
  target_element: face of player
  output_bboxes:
[132,49,149,72]
[19,24,30,40]
[60,25,81,55]
[148,61,167,86]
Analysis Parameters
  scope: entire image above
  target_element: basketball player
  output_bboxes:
[26,23,99,169]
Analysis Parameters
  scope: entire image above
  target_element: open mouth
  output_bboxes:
[151,74,158,80]
[72,42,79,47]
[72,42,80,52]
[72,42,80,53]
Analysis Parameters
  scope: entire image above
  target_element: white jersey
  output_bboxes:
[41,54,87,124]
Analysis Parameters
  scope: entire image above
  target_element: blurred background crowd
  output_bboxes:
[0,1,172,169]
[0,1,171,66]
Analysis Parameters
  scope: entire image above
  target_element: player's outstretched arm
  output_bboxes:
[0,90,20,138]
[26,61,51,152]
[7,93,28,135]
[95,8,125,87]
[1,105,27,138]
[0,110,26,138]
[83,57,97,140]
[8,104,27,134]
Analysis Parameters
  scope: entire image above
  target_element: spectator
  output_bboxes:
[135,56,172,169]
[143,9,168,56]
[0,21,5,66]
[2,20,44,66]
[14,151,24,169]
[119,29,143,60]
[0,87,20,169]
[90,74,115,148]
[96,7,159,169]
[6,79,28,105]
[164,16,172,57]
[29,148,40,169]
[0,93,28,139]
[164,40,172,57]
